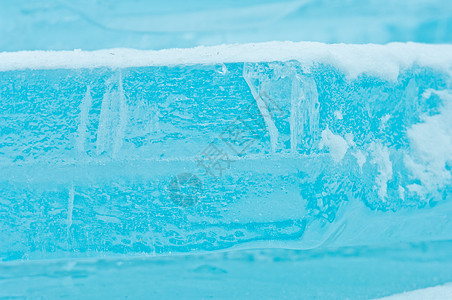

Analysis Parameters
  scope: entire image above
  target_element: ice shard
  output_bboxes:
[0,42,451,261]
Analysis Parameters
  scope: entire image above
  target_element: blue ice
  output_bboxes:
[1,54,451,262]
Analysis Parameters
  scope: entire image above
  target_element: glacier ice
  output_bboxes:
[0,43,451,261]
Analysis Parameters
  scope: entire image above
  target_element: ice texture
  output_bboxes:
[1,243,452,299]
[0,43,451,261]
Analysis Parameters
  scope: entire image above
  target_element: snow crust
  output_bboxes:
[1,42,452,80]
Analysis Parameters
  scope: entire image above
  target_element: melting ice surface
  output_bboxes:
[0,42,452,298]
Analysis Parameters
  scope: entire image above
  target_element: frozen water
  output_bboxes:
[1,242,452,299]
[0,43,451,261]
[1,0,452,298]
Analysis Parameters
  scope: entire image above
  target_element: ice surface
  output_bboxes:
[1,242,452,299]
[0,43,451,261]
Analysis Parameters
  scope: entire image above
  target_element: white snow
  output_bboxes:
[319,127,348,163]
[353,150,367,170]
[1,42,452,80]
[404,90,452,196]
[376,282,452,299]
[370,142,393,201]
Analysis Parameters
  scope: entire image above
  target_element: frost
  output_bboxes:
[319,128,348,163]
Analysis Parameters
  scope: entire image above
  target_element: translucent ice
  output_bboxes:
[0,42,451,261]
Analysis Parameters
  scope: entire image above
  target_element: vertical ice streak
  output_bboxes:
[243,63,279,153]
[370,142,393,202]
[95,74,129,158]
[67,184,74,240]
[112,73,128,158]
[290,76,302,154]
[75,87,92,155]
[290,74,320,153]
[96,86,111,156]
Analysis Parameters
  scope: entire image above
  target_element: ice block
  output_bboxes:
[0,42,451,261]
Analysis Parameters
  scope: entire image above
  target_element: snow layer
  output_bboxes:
[1,42,452,80]
[376,283,452,299]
